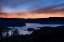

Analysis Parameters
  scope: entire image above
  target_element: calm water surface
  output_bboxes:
[8,23,63,35]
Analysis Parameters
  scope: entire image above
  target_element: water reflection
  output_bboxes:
[8,23,63,35]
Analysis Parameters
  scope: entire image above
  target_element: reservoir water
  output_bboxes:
[8,23,63,35]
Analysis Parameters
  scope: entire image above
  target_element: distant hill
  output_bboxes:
[0,18,25,27]
[0,17,64,27]
[17,17,64,24]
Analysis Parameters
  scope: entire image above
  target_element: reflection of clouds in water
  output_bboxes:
[9,23,62,30]
[8,23,63,35]
[8,30,33,36]
[42,24,62,27]
[26,23,43,27]
[26,23,62,27]
[22,23,43,30]
[19,30,33,35]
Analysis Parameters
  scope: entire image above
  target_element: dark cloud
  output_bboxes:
[2,0,40,8]
[16,13,27,16]
[0,12,8,17]
[1,0,64,12]
[31,4,64,14]
[2,0,62,9]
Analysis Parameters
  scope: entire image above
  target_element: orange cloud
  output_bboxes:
[0,4,64,18]
[0,12,64,18]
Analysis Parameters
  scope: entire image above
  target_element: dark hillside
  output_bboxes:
[0,18,25,27]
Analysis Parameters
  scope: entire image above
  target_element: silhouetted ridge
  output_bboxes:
[17,17,64,24]
[0,18,64,24]
[0,18,25,27]
[49,17,64,18]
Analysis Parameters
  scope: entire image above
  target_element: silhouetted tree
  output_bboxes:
[14,28,20,35]
[11,27,20,36]
[0,24,10,40]
[6,32,9,37]
[11,27,15,36]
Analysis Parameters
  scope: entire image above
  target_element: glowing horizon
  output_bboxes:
[0,12,64,19]
[0,0,64,18]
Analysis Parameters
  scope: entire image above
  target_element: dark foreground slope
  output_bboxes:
[2,26,64,42]
[31,26,64,42]
[0,18,25,27]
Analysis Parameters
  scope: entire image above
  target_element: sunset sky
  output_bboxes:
[0,0,64,18]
